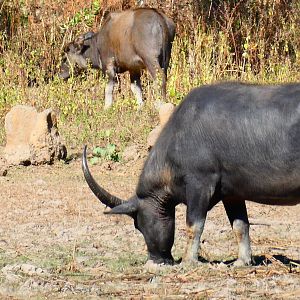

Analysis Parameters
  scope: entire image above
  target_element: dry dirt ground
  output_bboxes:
[0,149,300,299]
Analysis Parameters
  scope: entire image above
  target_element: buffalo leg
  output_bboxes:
[183,178,213,263]
[144,59,167,102]
[222,199,252,266]
[104,78,116,109]
[130,72,143,106]
[104,63,116,109]
[161,67,167,101]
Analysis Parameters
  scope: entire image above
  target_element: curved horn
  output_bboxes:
[82,146,124,208]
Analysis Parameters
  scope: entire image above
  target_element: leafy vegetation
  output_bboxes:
[91,143,120,164]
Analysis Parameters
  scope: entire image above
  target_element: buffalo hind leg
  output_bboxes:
[183,176,215,263]
[130,72,143,106]
[223,198,252,266]
[144,59,167,104]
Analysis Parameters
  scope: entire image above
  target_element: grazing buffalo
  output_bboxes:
[82,82,300,266]
[59,8,175,108]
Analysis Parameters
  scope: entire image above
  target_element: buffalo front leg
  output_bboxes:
[104,63,117,109]
[183,177,214,263]
[222,198,252,266]
[104,77,116,109]
[130,72,143,106]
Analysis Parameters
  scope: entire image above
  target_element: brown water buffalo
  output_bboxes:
[59,8,175,108]
[83,81,300,266]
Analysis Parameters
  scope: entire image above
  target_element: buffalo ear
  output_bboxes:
[104,198,138,217]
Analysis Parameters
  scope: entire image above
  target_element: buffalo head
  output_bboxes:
[82,146,175,264]
[59,32,96,80]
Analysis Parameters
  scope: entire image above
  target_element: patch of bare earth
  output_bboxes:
[0,153,299,299]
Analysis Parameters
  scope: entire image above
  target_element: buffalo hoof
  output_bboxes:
[144,260,172,272]
[232,258,252,267]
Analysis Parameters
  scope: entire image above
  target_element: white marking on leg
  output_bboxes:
[104,80,115,109]
[233,219,252,266]
[183,220,205,262]
[130,80,143,106]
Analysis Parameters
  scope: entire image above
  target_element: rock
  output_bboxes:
[2,263,50,277]
[4,105,67,165]
[159,102,175,126]
[20,264,39,275]
[122,145,140,161]
[147,103,175,149]
[4,273,22,284]
[147,125,162,149]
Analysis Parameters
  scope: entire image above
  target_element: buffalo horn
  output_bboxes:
[82,146,124,208]
[104,197,138,215]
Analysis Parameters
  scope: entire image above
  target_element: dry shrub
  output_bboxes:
[145,0,299,75]
[0,0,298,84]
[102,0,137,11]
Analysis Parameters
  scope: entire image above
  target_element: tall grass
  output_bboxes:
[0,0,299,149]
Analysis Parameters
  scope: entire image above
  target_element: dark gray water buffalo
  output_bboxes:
[82,82,300,265]
[59,8,175,109]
